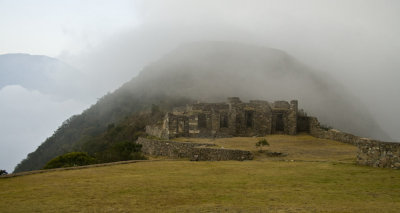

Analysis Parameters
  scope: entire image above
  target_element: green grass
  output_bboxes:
[1,135,399,212]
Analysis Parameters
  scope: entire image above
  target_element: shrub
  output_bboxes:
[0,170,8,175]
[92,141,147,163]
[43,152,96,169]
[130,152,147,160]
[111,141,144,161]
[256,138,270,152]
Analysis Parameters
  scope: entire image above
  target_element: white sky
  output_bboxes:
[0,0,139,56]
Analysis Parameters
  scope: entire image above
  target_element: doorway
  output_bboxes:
[275,114,284,131]
[245,111,254,128]
[198,113,207,128]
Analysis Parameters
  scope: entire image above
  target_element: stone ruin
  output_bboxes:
[137,137,253,161]
[146,97,300,140]
[144,96,400,168]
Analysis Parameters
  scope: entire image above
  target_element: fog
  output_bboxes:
[1,0,400,172]
[63,0,400,139]
[0,85,87,172]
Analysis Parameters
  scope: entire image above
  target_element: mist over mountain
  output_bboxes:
[13,41,391,173]
[126,41,391,140]
[0,54,89,100]
[0,54,89,172]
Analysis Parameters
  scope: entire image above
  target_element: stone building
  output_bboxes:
[146,97,299,139]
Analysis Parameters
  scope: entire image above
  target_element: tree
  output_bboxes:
[95,141,147,162]
[0,170,8,175]
[43,152,96,169]
[256,138,270,152]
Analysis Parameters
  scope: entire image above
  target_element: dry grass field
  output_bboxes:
[1,135,399,212]
[173,134,358,162]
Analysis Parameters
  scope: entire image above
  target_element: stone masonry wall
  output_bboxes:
[309,117,369,146]
[357,140,400,169]
[145,125,168,140]
[308,116,400,169]
[137,137,213,158]
[137,137,253,161]
[191,147,253,161]
[287,100,298,135]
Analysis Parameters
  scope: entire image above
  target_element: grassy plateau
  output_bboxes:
[1,135,400,212]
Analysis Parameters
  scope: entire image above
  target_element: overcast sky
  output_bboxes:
[1,0,399,172]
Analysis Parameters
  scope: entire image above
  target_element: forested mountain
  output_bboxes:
[14,41,391,172]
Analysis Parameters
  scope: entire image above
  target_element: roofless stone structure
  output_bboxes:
[146,97,299,140]
[144,97,400,169]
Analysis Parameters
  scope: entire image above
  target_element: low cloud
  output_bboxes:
[63,0,400,140]
[0,85,88,172]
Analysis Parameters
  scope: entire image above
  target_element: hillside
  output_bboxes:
[2,135,400,212]
[14,41,391,173]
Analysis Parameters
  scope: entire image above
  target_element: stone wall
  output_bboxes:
[166,113,190,138]
[233,100,272,136]
[137,137,213,158]
[191,147,253,161]
[137,137,253,161]
[357,140,400,169]
[308,116,400,169]
[288,100,298,135]
[145,125,168,140]
[147,97,299,139]
[297,116,310,132]
[309,117,369,146]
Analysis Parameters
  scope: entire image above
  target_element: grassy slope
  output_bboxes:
[1,135,400,212]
